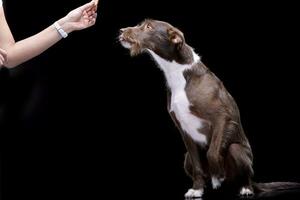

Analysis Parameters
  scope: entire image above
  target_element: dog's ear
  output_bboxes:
[167,27,185,49]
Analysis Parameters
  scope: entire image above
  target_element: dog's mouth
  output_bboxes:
[119,33,144,56]
[119,35,137,49]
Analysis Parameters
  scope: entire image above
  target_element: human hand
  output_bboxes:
[0,48,7,67]
[58,1,98,33]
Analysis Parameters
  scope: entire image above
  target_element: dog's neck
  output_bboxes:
[147,47,200,73]
[147,47,201,92]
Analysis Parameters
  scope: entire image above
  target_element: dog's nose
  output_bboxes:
[120,28,125,34]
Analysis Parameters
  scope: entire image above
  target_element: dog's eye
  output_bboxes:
[145,23,153,30]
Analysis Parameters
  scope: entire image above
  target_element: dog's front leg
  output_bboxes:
[166,91,205,198]
[182,134,206,198]
[206,115,229,189]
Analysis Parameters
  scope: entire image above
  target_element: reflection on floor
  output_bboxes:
[191,189,300,200]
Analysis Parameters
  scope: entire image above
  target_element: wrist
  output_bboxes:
[56,17,75,34]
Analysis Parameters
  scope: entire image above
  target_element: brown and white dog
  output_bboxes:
[119,19,300,198]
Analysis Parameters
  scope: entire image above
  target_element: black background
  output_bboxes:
[1,0,300,199]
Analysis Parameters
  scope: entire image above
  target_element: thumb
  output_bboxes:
[93,0,99,6]
[78,1,95,12]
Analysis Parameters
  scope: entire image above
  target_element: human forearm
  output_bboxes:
[4,18,71,68]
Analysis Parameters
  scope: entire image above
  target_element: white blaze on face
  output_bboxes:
[147,49,207,146]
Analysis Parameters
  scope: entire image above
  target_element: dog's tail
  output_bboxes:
[254,182,300,193]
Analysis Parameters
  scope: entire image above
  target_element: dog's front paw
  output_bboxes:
[239,187,254,197]
[211,176,225,189]
[184,188,203,198]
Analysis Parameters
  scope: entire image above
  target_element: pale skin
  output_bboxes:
[0,0,99,68]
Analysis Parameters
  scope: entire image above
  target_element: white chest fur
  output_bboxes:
[148,50,207,145]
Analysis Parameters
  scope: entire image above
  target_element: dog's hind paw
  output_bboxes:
[184,188,203,198]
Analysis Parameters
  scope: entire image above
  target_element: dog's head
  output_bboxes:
[119,19,189,62]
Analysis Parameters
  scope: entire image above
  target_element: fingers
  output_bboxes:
[87,10,95,17]
[0,55,5,66]
[0,48,7,66]
[86,4,97,14]
[0,48,7,57]
[92,0,99,10]
[88,18,97,27]
[89,0,99,12]
[87,13,97,27]
[93,0,99,6]
[85,13,97,28]
[79,1,96,12]
[76,11,97,30]
[82,1,97,18]
[90,13,97,22]
[83,7,97,20]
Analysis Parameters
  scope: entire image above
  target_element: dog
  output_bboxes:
[119,19,300,198]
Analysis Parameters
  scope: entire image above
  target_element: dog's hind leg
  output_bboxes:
[225,143,254,197]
